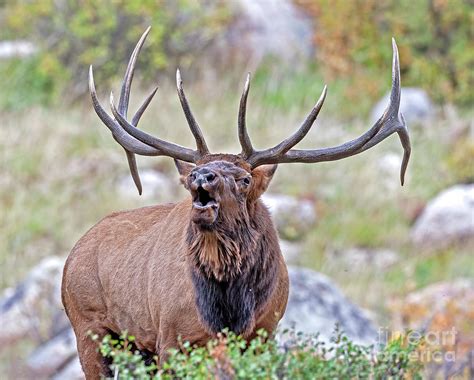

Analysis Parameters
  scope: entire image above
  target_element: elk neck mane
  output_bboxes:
[185,199,279,335]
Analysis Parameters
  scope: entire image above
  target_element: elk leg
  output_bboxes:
[75,325,113,380]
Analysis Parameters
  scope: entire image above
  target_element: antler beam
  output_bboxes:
[240,39,411,185]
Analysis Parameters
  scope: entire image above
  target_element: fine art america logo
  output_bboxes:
[378,327,458,363]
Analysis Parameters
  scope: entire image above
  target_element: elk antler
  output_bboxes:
[89,27,209,194]
[238,39,411,185]
[90,28,410,194]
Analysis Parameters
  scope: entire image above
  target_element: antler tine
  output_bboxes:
[117,26,151,195]
[131,86,158,126]
[176,69,210,156]
[89,66,162,157]
[238,73,254,158]
[126,86,158,195]
[274,85,327,155]
[118,26,151,118]
[352,39,411,184]
[125,154,142,195]
[110,92,198,162]
[247,39,410,186]
[247,85,327,165]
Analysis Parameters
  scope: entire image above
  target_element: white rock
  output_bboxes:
[371,87,434,125]
[404,278,473,309]
[0,257,82,377]
[411,184,474,249]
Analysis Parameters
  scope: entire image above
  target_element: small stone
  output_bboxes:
[0,40,37,59]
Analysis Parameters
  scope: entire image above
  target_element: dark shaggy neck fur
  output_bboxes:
[187,201,279,335]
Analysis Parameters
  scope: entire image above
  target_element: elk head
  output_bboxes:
[88,28,411,218]
[173,157,276,228]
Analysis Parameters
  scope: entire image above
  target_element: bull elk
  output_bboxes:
[62,27,410,378]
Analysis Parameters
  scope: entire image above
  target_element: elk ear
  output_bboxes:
[249,165,278,200]
[174,159,195,187]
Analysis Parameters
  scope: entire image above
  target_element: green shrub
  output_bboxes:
[0,56,63,109]
[0,0,231,107]
[91,327,424,379]
[296,0,474,107]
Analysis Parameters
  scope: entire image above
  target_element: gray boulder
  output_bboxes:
[411,184,474,249]
[371,87,434,125]
[279,267,378,346]
[0,256,67,347]
[0,257,78,378]
[27,328,78,377]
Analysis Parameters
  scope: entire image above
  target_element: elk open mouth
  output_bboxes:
[192,187,218,210]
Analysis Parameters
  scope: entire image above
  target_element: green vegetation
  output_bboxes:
[296,0,474,107]
[91,328,423,379]
[1,1,472,110]
[0,0,231,108]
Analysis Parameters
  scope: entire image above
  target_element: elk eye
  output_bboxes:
[241,177,251,186]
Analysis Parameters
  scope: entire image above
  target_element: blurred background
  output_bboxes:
[0,0,473,378]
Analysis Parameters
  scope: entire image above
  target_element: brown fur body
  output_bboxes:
[62,157,289,379]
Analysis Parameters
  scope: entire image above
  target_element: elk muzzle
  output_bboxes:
[190,169,220,226]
